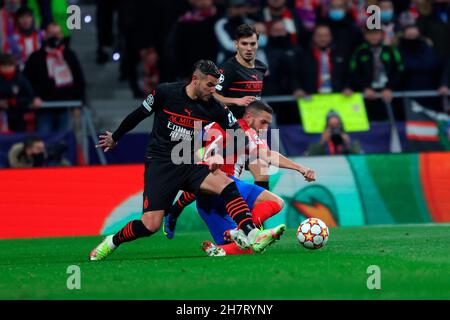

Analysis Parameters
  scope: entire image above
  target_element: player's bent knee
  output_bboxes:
[256,191,284,209]
[274,196,285,210]
[141,211,164,233]
[201,171,234,195]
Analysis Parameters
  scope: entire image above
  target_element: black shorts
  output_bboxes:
[142,159,211,212]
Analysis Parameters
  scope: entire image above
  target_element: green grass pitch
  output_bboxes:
[0,224,449,300]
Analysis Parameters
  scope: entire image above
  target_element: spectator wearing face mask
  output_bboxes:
[320,0,363,59]
[23,23,85,133]
[379,0,397,46]
[8,136,46,168]
[5,6,43,71]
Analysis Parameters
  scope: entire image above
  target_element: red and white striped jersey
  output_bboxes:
[202,119,269,178]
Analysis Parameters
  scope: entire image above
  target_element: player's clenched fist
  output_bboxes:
[298,166,316,182]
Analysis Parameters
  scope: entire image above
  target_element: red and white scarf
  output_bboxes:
[45,46,74,88]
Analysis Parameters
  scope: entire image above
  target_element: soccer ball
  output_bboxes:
[296,218,329,249]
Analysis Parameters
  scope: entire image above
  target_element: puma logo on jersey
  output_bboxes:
[184,108,192,116]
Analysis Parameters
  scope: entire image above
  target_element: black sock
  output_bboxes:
[220,182,256,235]
[255,180,269,190]
[170,191,196,217]
[112,220,153,246]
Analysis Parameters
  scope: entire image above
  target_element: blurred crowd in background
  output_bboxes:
[0,0,84,135]
[0,0,449,167]
[96,0,450,104]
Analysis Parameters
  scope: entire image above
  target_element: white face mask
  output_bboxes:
[258,35,268,48]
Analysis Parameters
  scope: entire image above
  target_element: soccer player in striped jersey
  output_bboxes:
[164,100,316,256]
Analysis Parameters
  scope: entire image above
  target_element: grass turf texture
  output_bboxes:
[0,224,449,300]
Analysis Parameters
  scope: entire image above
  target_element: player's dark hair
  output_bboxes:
[193,60,221,79]
[247,100,273,115]
[235,23,259,40]
[0,53,16,66]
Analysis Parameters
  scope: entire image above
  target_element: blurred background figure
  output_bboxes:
[0,0,22,52]
[8,135,46,168]
[349,27,404,120]
[293,23,352,97]
[27,0,71,44]
[398,25,439,92]
[5,6,43,71]
[321,0,363,60]
[416,0,450,65]
[140,47,160,96]
[166,0,219,81]
[439,56,450,97]
[293,0,321,33]
[0,53,35,133]
[379,0,397,45]
[259,0,307,48]
[306,110,361,155]
[7,135,70,168]
[214,0,254,65]
[253,21,269,66]
[23,23,85,134]
[95,0,118,65]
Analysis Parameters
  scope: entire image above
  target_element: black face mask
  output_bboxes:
[401,38,423,50]
[46,37,64,49]
[31,152,45,167]
[229,15,245,24]
[269,36,292,48]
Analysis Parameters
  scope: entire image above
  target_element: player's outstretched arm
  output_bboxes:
[97,106,151,152]
[213,92,255,107]
[268,150,316,182]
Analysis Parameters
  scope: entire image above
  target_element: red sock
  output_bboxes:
[251,200,282,227]
[219,243,253,255]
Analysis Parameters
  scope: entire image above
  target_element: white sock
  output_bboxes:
[247,228,259,244]
[107,235,117,249]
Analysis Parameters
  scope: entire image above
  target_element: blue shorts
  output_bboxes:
[196,176,265,245]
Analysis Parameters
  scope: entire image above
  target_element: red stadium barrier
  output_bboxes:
[0,165,143,239]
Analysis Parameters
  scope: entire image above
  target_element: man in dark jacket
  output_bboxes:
[23,23,85,133]
[0,53,34,132]
[293,24,352,97]
[166,0,219,81]
[349,27,404,120]
[320,0,364,59]
[398,24,440,92]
